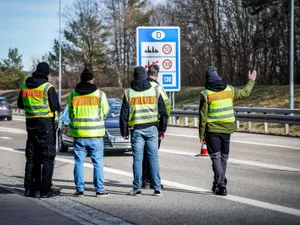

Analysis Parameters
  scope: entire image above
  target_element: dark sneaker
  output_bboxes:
[211,182,219,194]
[24,189,35,197]
[127,189,142,196]
[154,190,163,196]
[96,191,109,197]
[142,180,150,189]
[74,192,84,198]
[150,184,164,189]
[215,187,227,196]
[40,189,60,198]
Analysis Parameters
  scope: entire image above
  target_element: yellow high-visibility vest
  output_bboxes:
[69,89,108,137]
[125,87,159,126]
[21,82,54,119]
[201,86,235,123]
[150,81,171,117]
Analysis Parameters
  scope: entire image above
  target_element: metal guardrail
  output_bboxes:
[11,106,25,115]
[169,105,300,134]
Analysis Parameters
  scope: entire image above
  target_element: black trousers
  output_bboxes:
[24,129,56,193]
[142,139,161,183]
[206,132,230,187]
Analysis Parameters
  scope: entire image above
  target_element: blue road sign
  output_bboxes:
[136,27,181,91]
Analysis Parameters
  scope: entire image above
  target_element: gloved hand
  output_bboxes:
[159,131,165,140]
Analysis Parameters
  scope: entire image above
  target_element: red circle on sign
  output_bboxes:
[162,44,172,55]
[162,59,172,70]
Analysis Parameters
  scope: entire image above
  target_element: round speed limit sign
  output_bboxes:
[162,59,172,70]
[162,44,172,55]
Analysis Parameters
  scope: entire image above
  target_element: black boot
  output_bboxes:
[211,182,219,194]
[215,187,227,196]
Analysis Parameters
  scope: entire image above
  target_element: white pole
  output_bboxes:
[290,0,294,110]
[58,0,62,104]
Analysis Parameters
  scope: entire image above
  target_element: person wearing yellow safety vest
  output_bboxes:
[68,68,109,198]
[199,66,257,196]
[142,64,170,189]
[120,66,168,196]
[17,62,61,198]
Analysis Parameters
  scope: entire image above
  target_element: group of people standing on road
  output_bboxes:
[18,61,256,198]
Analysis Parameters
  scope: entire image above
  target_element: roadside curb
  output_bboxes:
[0,173,132,225]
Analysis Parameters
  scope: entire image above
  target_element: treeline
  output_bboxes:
[1,0,299,90]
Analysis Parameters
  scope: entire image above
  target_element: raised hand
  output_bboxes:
[248,70,257,81]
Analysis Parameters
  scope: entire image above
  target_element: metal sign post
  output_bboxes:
[290,0,294,111]
[136,27,181,92]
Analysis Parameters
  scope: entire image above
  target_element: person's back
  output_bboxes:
[120,66,168,196]
[68,69,109,198]
[142,64,170,189]
[17,62,60,198]
[199,66,256,196]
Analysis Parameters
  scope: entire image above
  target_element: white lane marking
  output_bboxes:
[160,148,300,172]
[4,123,300,150]
[0,127,27,134]
[166,133,300,150]
[13,118,25,121]
[0,126,298,172]
[160,148,196,156]
[1,146,300,218]
[0,137,12,140]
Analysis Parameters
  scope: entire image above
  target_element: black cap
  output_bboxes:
[35,62,50,75]
[81,69,94,82]
[133,66,147,80]
[206,66,222,81]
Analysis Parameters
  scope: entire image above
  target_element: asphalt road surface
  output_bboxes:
[0,115,299,225]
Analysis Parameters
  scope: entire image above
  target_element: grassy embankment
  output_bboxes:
[1,85,299,136]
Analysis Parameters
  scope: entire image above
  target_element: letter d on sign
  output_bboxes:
[152,30,165,40]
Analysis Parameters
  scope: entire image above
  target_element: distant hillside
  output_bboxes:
[1,85,299,109]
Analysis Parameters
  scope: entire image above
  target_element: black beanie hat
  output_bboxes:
[35,62,50,75]
[81,69,94,82]
[133,66,147,80]
[206,66,222,81]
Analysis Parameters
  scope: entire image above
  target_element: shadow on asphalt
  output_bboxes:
[56,151,132,158]
[8,176,212,196]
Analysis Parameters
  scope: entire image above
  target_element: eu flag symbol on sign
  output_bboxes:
[136,27,181,91]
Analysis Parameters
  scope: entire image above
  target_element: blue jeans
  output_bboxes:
[131,125,161,191]
[73,138,104,193]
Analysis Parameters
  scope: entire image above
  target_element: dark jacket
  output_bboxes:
[74,81,98,95]
[147,77,159,84]
[17,72,61,133]
[120,79,168,137]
